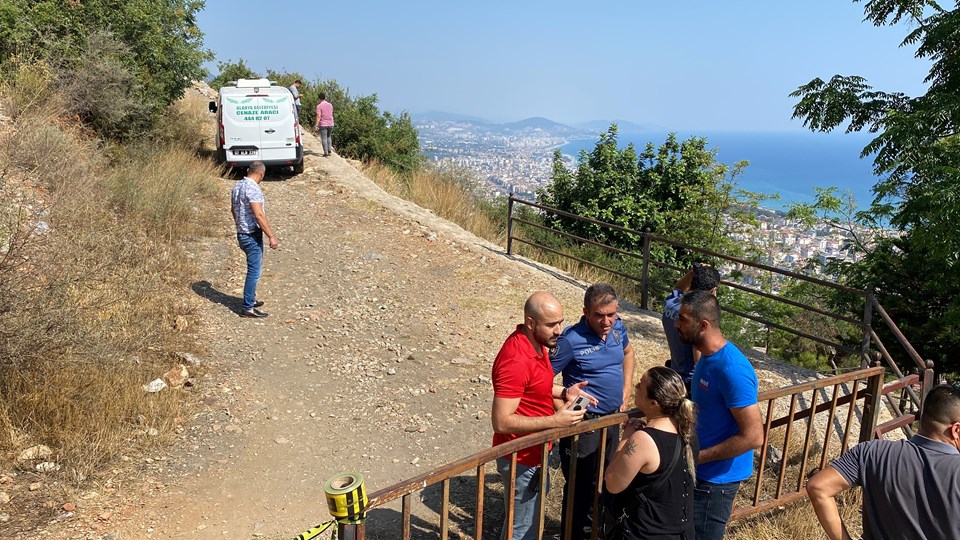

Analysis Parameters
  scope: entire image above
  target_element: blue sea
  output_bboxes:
[559,131,880,212]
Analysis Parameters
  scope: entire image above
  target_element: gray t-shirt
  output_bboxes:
[830,435,960,540]
[289,84,301,105]
[231,177,264,234]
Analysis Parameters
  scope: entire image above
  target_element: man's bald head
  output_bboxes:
[523,291,564,350]
[524,291,561,321]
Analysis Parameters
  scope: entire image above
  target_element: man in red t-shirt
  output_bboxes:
[492,291,594,540]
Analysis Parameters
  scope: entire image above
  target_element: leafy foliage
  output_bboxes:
[209,58,260,91]
[789,0,960,376]
[0,0,211,138]
[537,125,772,265]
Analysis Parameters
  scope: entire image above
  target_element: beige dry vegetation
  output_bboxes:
[0,61,218,484]
[362,161,505,244]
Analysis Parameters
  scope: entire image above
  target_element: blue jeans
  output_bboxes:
[237,230,263,311]
[497,457,549,540]
[319,126,333,155]
[693,479,740,540]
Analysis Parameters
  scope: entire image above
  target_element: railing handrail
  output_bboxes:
[869,296,927,372]
[508,194,868,297]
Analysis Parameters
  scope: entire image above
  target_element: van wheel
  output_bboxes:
[292,160,304,175]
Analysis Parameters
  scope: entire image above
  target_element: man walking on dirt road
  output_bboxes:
[807,383,960,540]
[314,92,334,157]
[491,291,594,540]
[231,161,278,318]
[551,283,635,539]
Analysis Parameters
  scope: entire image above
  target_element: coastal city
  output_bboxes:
[414,114,894,279]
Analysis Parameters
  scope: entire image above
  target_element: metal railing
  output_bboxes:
[505,195,936,433]
[341,366,888,538]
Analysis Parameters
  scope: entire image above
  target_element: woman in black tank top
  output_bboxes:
[603,367,698,540]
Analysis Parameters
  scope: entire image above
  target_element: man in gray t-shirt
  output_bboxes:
[230,161,278,318]
[662,263,720,386]
[807,384,960,540]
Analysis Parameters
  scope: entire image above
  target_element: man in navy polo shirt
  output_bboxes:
[677,290,763,540]
[807,383,960,540]
[552,283,635,539]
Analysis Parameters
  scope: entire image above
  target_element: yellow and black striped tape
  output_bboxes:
[293,519,335,540]
[324,472,367,520]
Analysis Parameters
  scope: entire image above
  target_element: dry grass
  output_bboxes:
[728,488,862,540]
[0,62,219,487]
[362,161,505,244]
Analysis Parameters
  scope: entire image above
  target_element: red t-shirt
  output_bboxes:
[492,325,555,466]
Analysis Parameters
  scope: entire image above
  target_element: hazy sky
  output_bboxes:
[196,1,929,131]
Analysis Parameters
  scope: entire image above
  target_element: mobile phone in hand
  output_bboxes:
[571,394,590,411]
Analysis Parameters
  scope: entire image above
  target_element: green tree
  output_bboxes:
[0,0,211,138]
[210,58,260,90]
[789,0,960,376]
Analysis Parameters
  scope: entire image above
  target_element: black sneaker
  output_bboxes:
[239,308,269,318]
[253,300,264,308]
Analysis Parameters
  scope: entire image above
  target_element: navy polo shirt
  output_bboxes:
[830,434,960,540]
[551,315,630,414]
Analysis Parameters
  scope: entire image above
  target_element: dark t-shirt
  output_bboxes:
[611,428,697,540]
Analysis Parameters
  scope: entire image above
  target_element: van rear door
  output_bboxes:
[221,93,265,161]
[258,92,298,163]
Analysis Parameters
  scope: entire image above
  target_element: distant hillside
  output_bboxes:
[412,111,591,139]
[415,110,492,124]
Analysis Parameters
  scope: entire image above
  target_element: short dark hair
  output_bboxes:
[682,289,720,326]
[919,384,960,432]
[584,283,617,309]
[318,92,326,100]
[294,79,302,84]
[691,264,721,291]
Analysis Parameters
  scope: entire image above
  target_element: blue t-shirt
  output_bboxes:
[662,289,696,381]
[691,341,758,483]
[551,316,630,414]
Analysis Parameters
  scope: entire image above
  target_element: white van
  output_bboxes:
[209,78,304,174]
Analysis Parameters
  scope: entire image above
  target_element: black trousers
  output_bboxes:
[559,421,620,539]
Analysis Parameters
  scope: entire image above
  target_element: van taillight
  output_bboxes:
[219,122,225,146]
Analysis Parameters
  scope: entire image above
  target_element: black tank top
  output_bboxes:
[615,427,695,540]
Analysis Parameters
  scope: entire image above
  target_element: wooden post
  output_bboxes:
[858,354,884,442]
[921,359,936,402]
[506,193,516,255]
[860,291,875,368]
[640,229,652,310]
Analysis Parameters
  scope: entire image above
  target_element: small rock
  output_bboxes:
[146,428,159,437]
[163,365,190,389]
[135,414,147,425]
[0,513,8,522]
[0,476,11,485]
[176,351,202,366]
[386,368,397,375]
[29,482,41,491]
[450,357,472,365]
[476,411,488,420]
[17,444,52,462]
[0,492,9,504]
[142,378,167,393]
[35,462,60,473]
[411,457,420,465]
[98,511,113,521]
[62,502,76,512]
[275,437,289,445]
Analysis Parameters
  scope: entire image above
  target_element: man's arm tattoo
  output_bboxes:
[623,439,637,456]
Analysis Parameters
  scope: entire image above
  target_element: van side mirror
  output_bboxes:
[208,101,218,114]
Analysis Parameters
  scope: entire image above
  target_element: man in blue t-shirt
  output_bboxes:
[676,290,763,540]
[663,263,721,387]
[552,283,635,539]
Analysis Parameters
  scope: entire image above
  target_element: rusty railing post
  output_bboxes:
[860,290,874,368]
[338,520,364,540]
[858,354,884,442]
[506,193,516,255]
[640,228,652,310]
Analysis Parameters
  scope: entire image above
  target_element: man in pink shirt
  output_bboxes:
[314,92,335,157]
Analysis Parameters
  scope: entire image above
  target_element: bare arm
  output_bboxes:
[806,466,853,540]
[698,404,763,464]
[491,395,585,434]
[604,429,658,493]
[620,342,635,412]
[249,202,278,249]
[675,268,695,292]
